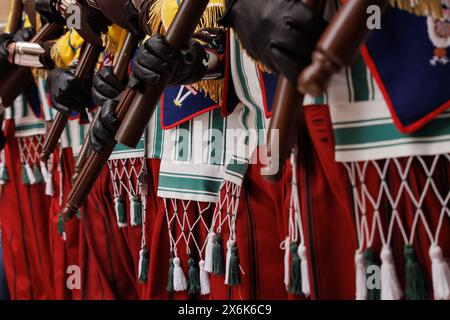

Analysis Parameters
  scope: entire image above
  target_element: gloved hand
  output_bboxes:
[92,66,127,106]
[129,34,208,88]
[47,68,93,116]
[0,33,14,72]
[36,0,65,24]
[90,97,120,152]
[124,0,144,37]
[13,27,36,42]
[220,0,327,84]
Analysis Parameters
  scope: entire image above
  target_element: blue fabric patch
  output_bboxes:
[161,85,220,129]
[24,82,41,118]
[261,72,278,115]
[364,7,450,132]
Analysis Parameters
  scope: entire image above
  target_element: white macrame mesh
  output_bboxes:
[163,180,241,261]
[107,157,144,199]
[18,135,44,167]
[344,155,450,250]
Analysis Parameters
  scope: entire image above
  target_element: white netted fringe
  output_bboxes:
[380,246,402,300]
[199,260,210,295]
[173,256,188,291]
[355,250,367,300]
[19,135,45,186]
[344,154,450,300]
[429,244,450,300]
[107,157,144,228]
[283,148,310,296]
[163,197,213,293]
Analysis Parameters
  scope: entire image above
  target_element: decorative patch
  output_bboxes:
[362,5,450,133]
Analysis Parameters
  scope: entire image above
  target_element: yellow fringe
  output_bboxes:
[146,0,225,106]
[390,0,443,19]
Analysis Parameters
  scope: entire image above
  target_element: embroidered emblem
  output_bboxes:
[427,0,450,65]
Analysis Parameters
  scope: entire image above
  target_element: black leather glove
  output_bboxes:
[92,66,126,106]
[36,0,65,24]
[0,33,14,72]
[90,97,120,152]
[129,34,208,88]
[124,0,144,37]
[13,27,36,42]
[220,0,327,84]
[47,68,93,116]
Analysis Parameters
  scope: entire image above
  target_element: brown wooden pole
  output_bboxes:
[71,32,139,184]
[40,43,103,162]
[8,0,24,34]
[299,0,389,96]
[62,0,210,219]
[265,0,326,181]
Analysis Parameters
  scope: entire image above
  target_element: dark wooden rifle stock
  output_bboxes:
[265,0,326,180]
[299,0,389,96]
[62,0,210,219]
[71,32,139,184]
[40,43,103,162]
[0,22,62,110]
[8,0,24,34]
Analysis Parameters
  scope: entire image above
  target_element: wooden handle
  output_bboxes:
[40,43,103,162]
[299,0,389,96]
[63,0,210,219]
[63,88,137,219]
[265,0,326,180]
[115,0,210,147]
[72,32,139,183]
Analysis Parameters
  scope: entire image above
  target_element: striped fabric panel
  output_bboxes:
[37,74,55,121]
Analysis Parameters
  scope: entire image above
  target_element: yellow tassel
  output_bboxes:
[147,0,225,105]
[390,0,443,19]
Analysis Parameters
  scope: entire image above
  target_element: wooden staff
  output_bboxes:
[62,0,210,219]
[299,0,389,96]
[71,32,139,184]
[265,0,326,180]
[39,43,103,162]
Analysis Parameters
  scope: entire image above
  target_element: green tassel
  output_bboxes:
[212,234,225,275]
[57,214,66,240]
[363,248,380,300]
[114,196,127,227]
[138,246,150,283]
[131,196,142,226]
[167,257,174,292]
[75,209,81,219]
[33,164,44,184]
[404,244,428,300]
[21,164,29,185]
[0,165,9,183]
[228,243,241,285]
[288,242,302,295]
[188,258,200,296]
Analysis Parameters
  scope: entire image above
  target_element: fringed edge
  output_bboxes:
[147,1,225,105]
[390,0,443,19]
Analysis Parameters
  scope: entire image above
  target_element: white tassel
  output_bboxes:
[355,250,367,300]
[45,173,55,196]
[429,244,450,300]
[40,161,49,181]
[173,257,187,291]
[204,232,215,273]
[298,243,311,297]
[199,260,210,295]
[25,163,36,185]
[0,163,5,185]
[282,237,290,291]
[380,245,402,300]
[129,194,136,226]
[224,239,233,285]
